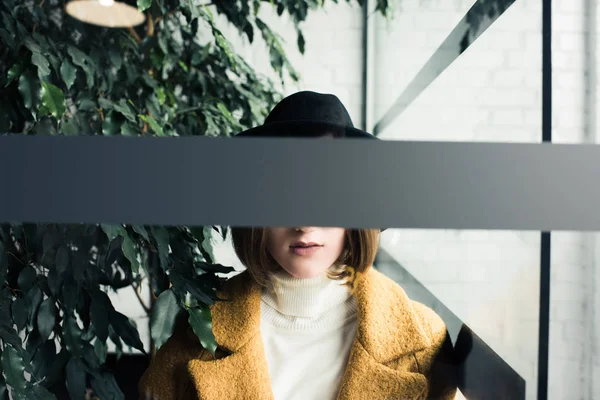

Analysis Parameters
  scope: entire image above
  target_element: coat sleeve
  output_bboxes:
[138,322,206,400]
[412,303,458,400]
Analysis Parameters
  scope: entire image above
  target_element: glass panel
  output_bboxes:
[550,1,599,399]
[373,0,542,143]
[549,232,599,400]
[378,229,540,400]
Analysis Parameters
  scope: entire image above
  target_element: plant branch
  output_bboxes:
[127,27,142,44]
[154,10,177,24]
[147,13,155,37]
[132,281,151,314]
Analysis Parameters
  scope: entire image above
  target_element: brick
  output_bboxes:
[491,109,525,125]
[559,32,586,52]
[556,109,586,128]
[559,0,585,13]
[491,69,526,87]
[552,300,587,322]
[555,71,587,90]
[553,11,587,33]
[461,50,506,68]
[551,282,588,302]
[507,50,542,69]
[563,320,589,342]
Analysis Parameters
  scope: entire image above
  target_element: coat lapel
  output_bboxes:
[186,271,275,400]
[185,268,433,400]
[336,268,433,399]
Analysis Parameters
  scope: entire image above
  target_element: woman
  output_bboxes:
[139,92,457,400]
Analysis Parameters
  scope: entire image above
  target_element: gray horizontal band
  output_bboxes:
[1,135,598,231]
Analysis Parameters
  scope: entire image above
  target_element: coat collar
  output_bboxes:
[186,268,431,400]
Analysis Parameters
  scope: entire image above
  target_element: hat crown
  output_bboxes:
[264,91,355,128]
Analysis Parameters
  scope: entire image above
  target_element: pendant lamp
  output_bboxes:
[65,0,145,28]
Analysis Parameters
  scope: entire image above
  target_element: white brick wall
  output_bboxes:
[108,2,599,399]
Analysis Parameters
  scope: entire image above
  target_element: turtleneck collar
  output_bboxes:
[261,269,353,319]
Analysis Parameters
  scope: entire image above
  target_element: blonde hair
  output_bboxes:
[230,228,380,288]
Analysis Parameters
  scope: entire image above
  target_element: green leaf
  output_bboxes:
[98,97,114,110]
[110,310,145,353]
[18,266,37,292]
[33,117,56,135]
[23,37,42,53]
[93,338,107,364]
[1,11,15,35]
[113,99,136,122]
[102,111,121,136]
[178,60,188,73]
[62,314,83,355]
[90,290,112,342]
[67,45,94,87]
[101,224,125,242]
[297,31,305,54]
[184,277,214,306]
[0,376,7,400]
[26,286,43,329]
[108,326,123,359]
[1,346,26,390]
[138,114,164,136]
[82,342,100,369]
[78,99,96,111]
[151,227,170,270]
[120,122,139,136]
[196,261,233,275]
[108,47,122,69]
[137,0,152,12]
[216,102,237,126]
[36,297,56,340]
[18,71,41,115]
[11,298,28,331]
[5,64,21,87]
[150,289,181,350]
[90,372,124,400]
[0,241,7,285]
[61,278,79,314]
[156,88,166,105]
[31,339,56,381]
[31,52,50,78]
[60,59,77,90]
[45,349,69,386]
[121,234,139,274]
[65,358,87,400]
[46,268,62,297]
[26,328,43,359]
[40,81,66,119]
[61,115,80,136]
[132,225,150,241]
[55,246,69,276]
[0,324,22,348]
[188,305,217,356]
[21,386,56,400]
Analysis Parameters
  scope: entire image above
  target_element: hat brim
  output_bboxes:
[235,120,377,139]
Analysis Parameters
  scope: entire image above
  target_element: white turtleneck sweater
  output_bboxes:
[260,270,358,400]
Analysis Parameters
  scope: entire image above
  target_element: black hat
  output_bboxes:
[235,91,377,139]
[235,91,386,231]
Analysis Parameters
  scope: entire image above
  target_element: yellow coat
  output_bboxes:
[139,268,457,400]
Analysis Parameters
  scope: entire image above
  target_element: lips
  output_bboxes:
[290,242,321,248]
[290,242,322,256]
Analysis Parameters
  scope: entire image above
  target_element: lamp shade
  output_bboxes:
[65,0,145,28]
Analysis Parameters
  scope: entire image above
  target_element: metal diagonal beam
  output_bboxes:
[373,0,516,136]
